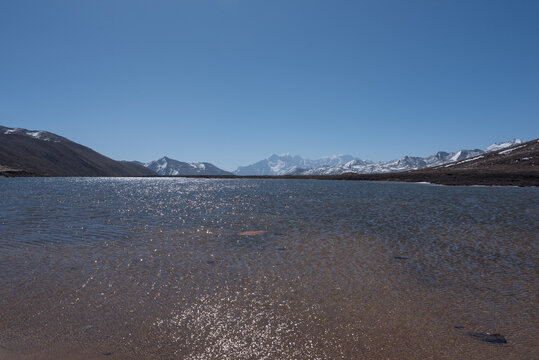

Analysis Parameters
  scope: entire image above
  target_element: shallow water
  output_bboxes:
[0,178,537,359]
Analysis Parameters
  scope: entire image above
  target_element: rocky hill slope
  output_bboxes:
[0,126,156,177]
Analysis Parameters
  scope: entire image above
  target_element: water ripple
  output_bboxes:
[0,178,537,359]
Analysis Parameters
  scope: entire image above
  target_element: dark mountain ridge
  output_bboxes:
[1,125,536,185]
[333,138,538,186]
[428,138,537,172]
[0,126,155,177]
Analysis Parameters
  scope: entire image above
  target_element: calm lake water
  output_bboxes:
[0,178,538,359]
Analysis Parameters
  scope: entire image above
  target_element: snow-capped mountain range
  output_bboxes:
[234,154,360,175]
[144,157,232,176]
[1,124,526,178]
[234,139,523,176]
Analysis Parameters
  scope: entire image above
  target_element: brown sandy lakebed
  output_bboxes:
[0,178,537,359]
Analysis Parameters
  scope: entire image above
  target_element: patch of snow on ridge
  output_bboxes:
[2,127,56,141]
[458,155,484,164]
[26,131,42,138]
[155,158,168,173]
[499,145,526,155]
[450,151,463,162]
[485,139,523,152]
[190,163,206,170]
[443,155,484,167]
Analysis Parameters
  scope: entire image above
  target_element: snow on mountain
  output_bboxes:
[237,149,488,176]
[1,126,62,142]
[0,125,155,176]
[234,154,363,175]
[485,139,522,153]
[145,156,231,176]
[299,149,486,175]
[240,139,521,176]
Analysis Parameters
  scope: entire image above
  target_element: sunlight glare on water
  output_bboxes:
[0,178,537,359]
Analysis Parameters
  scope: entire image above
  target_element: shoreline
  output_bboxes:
[2,170,538,187]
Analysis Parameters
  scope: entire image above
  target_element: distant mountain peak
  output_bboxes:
[144,156,231,176]
[234,154,363,175]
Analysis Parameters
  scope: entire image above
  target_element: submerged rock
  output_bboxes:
[238,230,266,236]
[467,332,507,344]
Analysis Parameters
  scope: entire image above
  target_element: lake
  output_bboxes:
[0,178,537,359]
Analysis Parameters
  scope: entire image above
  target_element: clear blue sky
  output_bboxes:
[1,0,538,171]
